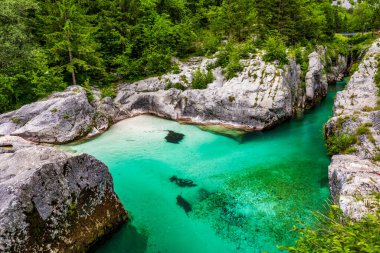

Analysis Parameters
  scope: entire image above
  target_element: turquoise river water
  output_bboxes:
[67,83,344,253]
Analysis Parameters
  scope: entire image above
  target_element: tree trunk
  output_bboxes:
[68,49,77,86]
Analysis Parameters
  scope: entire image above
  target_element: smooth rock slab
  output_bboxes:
[0,136,127,252]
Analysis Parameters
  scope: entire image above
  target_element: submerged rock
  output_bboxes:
[169,176,197,188]
[0,136,127,252]
[325,38,380,219]
[176,195,192,214]
[165,131,185,144]
[198,125,246,142]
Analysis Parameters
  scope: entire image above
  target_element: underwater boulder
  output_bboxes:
[0,136,127,252]
[176,195,192,214]
[165,131,185,144]
[170,176,197,187]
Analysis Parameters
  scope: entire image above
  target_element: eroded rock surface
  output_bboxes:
[115,50,345,132]
[0,87,90,143]
[0,48,347,143]
[0,136,127,252]
[115,56,299,131]
[325,39,380,219]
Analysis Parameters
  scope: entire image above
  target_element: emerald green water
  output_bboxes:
[68,84,344,253]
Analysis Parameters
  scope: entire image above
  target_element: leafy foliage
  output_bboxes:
[191,69,214,89]
[282,205,380,252]
[326,133,357,155]
[263,36,288,65]
[373,55,380,96]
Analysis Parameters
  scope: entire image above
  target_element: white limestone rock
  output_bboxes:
[0,136,127,252]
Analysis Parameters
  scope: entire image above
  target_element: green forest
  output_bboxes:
[1,0,380,113]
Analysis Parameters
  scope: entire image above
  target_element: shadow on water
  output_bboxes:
[242,82,345,144]
[92,223,148,253]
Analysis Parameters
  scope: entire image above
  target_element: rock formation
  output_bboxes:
[115,56,300,131]
[0,136,127,252]
[325,39,380,219]
[0,48,347,144]
[0,86,110,144]
[332,0,357,9]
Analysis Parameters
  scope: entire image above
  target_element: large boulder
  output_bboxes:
[0,86,95,144]
[0,136,127,252]
[0,86,115,144]
[329,155,380,220]
[305,47,328,108]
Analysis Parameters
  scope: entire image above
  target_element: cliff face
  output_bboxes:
[0,136,127,252]
[115,49,346,130]
[325,39,380,219]
[115,56,299,131]
[0,48,347,143]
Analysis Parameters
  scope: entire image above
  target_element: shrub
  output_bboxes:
[356,125,371,135]
[191,69,214,89]
[263,36,288,66]
[11,117,21,124]
[356,124,376,144]
[224,51,243,80]
[214,42,252,79]
[326,133,357,155]
[349,62,359,76]
[282,205,380,252]
[196,30,220,55]
[166,82,186,91]
[101,86,117,98]
[215,44,234,68]
[144,50,172,76]
[82,79,94,103]
[375,68,380,92]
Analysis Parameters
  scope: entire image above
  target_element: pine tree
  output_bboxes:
[38,0,104,86]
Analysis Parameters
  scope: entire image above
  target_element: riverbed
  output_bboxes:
[68,83,344,252]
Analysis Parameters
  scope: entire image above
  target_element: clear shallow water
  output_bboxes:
[68,84,344,253]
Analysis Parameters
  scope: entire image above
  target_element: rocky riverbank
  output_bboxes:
[0,48,347,144]
[325,39,380,219]
[0,136,127,252]
[0,47,347,251]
